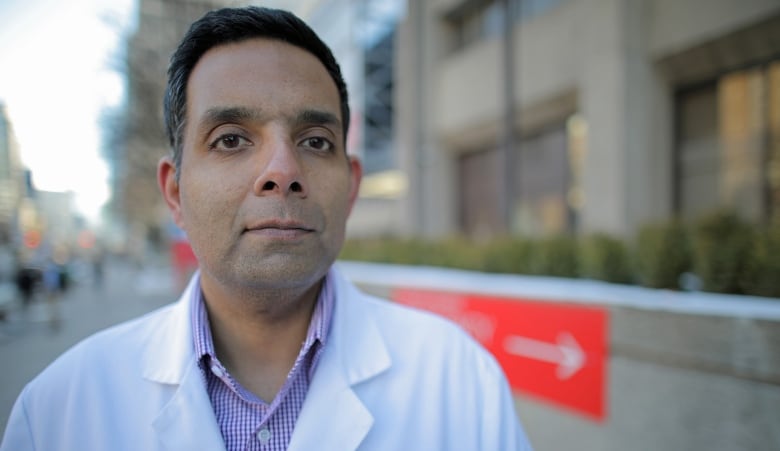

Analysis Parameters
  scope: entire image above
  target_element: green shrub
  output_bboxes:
[741,223,780,298]
[340,238,417,264]
[532,235,579,278]
[482,237,536,274]
[390,239,433,265]
[340,236,482,269]
[691,211,754,294]
[634,220,692,289]
[580,233,634,284]
[426,237,484,270]
[339,213,780,300]
[338,238,382,262]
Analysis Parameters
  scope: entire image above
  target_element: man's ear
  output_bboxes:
[346,155,362,215]
[158,156,185,228]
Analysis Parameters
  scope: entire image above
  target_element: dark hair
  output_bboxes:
[163,6,350,172]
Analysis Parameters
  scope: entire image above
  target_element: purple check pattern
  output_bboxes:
[191,272,334,450]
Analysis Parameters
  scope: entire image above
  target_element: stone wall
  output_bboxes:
[339,261,780,451]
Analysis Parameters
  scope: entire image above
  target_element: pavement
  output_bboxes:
[0,258,179,438]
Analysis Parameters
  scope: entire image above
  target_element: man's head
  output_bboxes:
[157,7,361,303]
[163,6,350,175]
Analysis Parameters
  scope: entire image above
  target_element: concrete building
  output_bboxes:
[0,102,25,243]
[390,0,780,239]
[109,0,780,241]
[1,104,80,259]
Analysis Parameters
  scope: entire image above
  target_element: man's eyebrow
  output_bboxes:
[293,109,341,129]
[195,106,342,134]
[197,106,262,131]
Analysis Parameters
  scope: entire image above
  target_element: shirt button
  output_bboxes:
[257,428,271,444]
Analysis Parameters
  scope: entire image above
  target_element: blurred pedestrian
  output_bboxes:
[91,246,105,289]
[0,243,16,318]
[41,258,62,331]
[1,6,532,451]
[42,258,60,297]
[0,242,13,282]
[13,262,37,309]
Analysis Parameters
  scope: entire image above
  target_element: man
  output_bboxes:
[1,7,532,451]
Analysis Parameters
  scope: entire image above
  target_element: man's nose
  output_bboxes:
[252,138,308,198]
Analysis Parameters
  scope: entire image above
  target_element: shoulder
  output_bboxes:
[333,267,497,364]
[347,285,504,379]
[24,302,178,391]
[333,266,462,334]
[332,277,531,449]
[362,293,467,341]
[13,302,182,427]
[3,302,187,450]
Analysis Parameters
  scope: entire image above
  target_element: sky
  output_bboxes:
[0,0,136,225]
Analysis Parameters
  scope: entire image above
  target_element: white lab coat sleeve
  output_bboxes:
[477,350,534,451]
[1,386,36,451]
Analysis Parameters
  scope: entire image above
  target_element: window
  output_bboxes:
[458,116,580,237]
[513,123,574,235]
[459,147,502,238]
[675,59,780,222]
[362,28,395,174]
[447,0,505,51]
[446,0,569,52]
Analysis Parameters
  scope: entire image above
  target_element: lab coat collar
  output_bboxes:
[141,272,199,384]
[289,265,392,450]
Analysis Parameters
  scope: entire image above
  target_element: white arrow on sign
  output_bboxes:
[502,332,585,380]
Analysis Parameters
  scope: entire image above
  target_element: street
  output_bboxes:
[0,258,179,437]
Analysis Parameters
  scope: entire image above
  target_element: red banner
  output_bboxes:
[393,288,609,421]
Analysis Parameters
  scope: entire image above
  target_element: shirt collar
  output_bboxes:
[190,270,335,367]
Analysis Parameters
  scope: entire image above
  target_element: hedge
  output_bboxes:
[339,211,780,299]
[634,219,691,289]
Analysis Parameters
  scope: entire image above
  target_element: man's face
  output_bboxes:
[160,38,361,295]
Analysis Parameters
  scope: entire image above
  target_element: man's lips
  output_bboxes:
[245,219,313,231]
[243,220,315,237]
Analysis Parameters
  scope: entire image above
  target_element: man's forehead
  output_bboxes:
[185,41,340,116]
[187,39,337,100]
[192,37,326,79]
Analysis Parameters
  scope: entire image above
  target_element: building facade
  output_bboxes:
[0,102,25,244]
[109,0,780,241]
[391,0,780,239]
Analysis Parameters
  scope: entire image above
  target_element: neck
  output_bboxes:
[201,276,323,402]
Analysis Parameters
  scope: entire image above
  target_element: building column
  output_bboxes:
[580,0,670,236]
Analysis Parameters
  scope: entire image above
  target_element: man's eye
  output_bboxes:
[301,137,333,152]
[209,134,249,151]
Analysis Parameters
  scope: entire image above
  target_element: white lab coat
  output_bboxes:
[1,267,532,451]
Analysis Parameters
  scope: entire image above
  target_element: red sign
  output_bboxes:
[392,288,609,421]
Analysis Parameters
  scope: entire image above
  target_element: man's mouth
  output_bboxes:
[243,220,315,239]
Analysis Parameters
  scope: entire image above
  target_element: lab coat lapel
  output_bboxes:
[151,359,226,451]
[143,274,226,450]
[288,268,391,451]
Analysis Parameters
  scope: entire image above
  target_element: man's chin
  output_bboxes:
[230,255,331,289]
